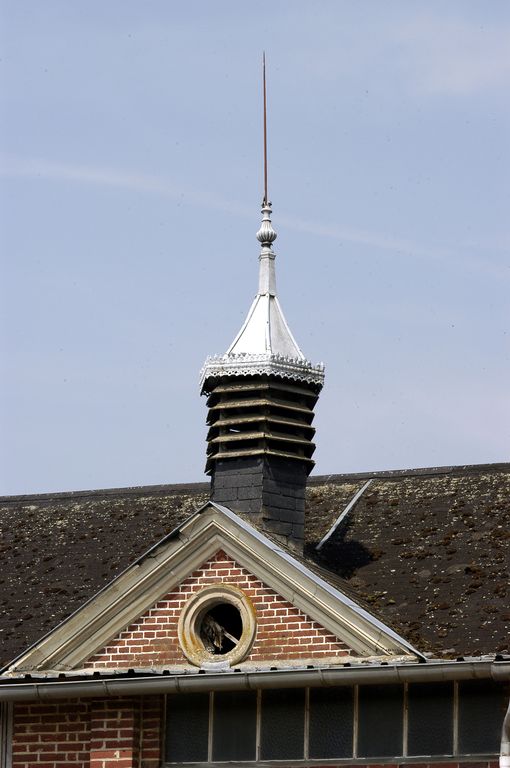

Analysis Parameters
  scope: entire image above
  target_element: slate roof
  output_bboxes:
[0,482,208,669]
[306,463,510,658]
[1,462,509,669]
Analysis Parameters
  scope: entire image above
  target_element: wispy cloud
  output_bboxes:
[1,154,507,278]
[2,155,188,201]
[298,13,510,98]
[391,16,510,96]
[0,153,254,217]
[278,212,451,261]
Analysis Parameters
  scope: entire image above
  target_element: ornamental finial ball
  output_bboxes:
[256,200,277,248]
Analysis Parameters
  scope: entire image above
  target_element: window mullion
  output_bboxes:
[353,684,359,758]
[303,687,310,760]
[208,691,214,762]
[453,681,459,755]
[255,689,261,761]
[402,682,408,757]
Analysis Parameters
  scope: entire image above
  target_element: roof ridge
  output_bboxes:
[0,481,210,505]
[308,461,510,484]
[1,461,508,503]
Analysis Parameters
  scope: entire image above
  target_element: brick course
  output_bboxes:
[12,696,162,768]
[12,700,89,768]
[84,550,354,668]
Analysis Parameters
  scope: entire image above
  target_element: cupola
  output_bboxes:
[200,58,324,552]
[200,200,324,552]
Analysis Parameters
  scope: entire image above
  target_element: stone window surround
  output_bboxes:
[178,584,257,668]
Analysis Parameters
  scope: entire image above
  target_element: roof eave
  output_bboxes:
[1,658,509,702]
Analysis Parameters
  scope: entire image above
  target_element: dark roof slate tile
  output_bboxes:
[306,464,510,658]
[0,483,208,668]
[1,464,508,668]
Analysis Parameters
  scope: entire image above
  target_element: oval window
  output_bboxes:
[178,584,257,667]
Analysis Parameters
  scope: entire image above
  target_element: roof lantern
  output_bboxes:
[199,55,324,552]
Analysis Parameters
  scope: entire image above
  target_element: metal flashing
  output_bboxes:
[316,480,373,551]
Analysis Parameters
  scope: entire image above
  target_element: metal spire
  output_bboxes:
[256,53,277,292]
[199,55,324,395]
[263,51,268,207]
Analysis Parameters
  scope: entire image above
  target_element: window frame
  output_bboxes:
[163,680,506,765]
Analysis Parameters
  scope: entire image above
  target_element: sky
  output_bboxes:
[1,1,509,495]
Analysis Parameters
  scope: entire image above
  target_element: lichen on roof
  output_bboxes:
[0,483,208,668]
[305,465,510,658]
[1,463,509,668]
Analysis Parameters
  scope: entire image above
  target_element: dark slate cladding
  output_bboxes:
[212,456,307,548]
[204,375,320,552]
[0,462,509,668]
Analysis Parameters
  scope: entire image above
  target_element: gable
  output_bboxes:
[84,550,355,670]
[7,502,420,672]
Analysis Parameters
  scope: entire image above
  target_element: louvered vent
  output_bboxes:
[205,376,319,474]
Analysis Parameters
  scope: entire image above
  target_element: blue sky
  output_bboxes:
[1,1,509,494]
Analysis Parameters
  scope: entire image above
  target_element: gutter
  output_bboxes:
[1,661,509,702]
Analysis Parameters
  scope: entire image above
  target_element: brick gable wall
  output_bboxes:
[84,550,354,669]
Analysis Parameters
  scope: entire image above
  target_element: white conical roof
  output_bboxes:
[227,289,304,359]
[200,202,324,394]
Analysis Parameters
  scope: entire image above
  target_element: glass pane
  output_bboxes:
[358,684,403,757]
[309,686,354,758]
[260,688,305,760]
[212,690,257,761]
[458,680,507,754]
[165,693,209,763]
[408,682,453,755]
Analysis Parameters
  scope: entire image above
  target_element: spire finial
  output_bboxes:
[256,53,277,252]
[256,200,277,251]
[263,51,268,207]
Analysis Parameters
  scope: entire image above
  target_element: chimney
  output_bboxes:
[200,202,324,552]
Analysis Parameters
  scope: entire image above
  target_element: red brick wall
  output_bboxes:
[85,549,354,668]
[12,696,162,768]
[12,700,89,768]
